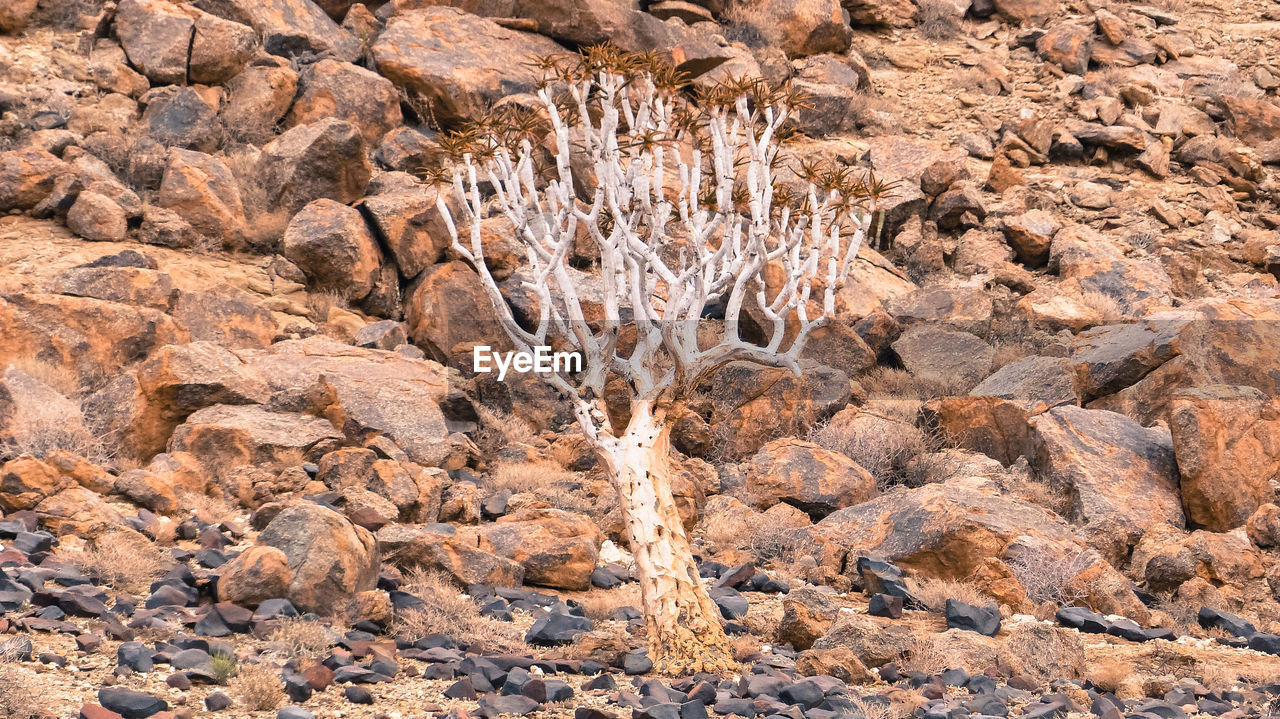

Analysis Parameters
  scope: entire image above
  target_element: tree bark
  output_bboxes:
[599,402,735,675]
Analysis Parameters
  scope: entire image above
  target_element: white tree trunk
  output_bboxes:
[600,403,735,675]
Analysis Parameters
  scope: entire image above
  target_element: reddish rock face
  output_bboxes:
[1170,385,1280,532]
[257,503,380,614]
[216,545,293,605]
[742,438,877,520]
[287,60,403,145]
[372,8,563,126]
[1029,406,1182,564]
[282,198,384,302]
[475,508,604,591]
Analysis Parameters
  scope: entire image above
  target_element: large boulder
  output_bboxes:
[358,187,454,281]
[811,610,917,667]
[167,404,342,481]
[1170,386,1280,532]
[704,361,850,460]
[476,509,604,591]
[891,324,994,388]
[258,503,379,613]
[742,438,877,520]
[216,545,293,605]
[282,199,383,301]
[194,0,360,61]
[115,0,199,85]
[171,285,277,349]
[0,294,189,390]
[372,8,563,125]
[809,479,1082,580]
[0,0,36,32]
[51,265,175,311]
[155,149,247,250]
[1050,226,1173,317]
[1070,319,1188,403]
[972,356,1079,408]
[406,261,512,367]
[0,149,67,212]
[921,396,1038,466]
[727,0,851,58]
[378,524,525,588]
[116,0,256,85]
[243,337,453,467]
[257,118,372,215]
[1,457,70,513]
[1028,406,1182,563]
[221,65,299,144]
[1092,299,1280,423]
[286,59,403,144]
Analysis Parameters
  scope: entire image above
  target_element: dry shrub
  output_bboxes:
[916,0,960,39]
[1088,657,1133,693]
[67,529,169,593]
[1080,290,1123,324]
[906,577,992,613]
[304,290,350,322]
[1006,548,1093,606]
[472,406,541,455]
[6,357,80,397]
[853,693,919,719]
[730,634,763,663]
[809,412,947,490]
[1200,664,1239,690]
[395,569,523,652]
[1007,475,1072,517]
[267,617,334,659]
[702,506,805,564]
[576,585,642,624]
[901,635,950,675]
[488,461,616,516]
[0,664,45,719]
[860,367,973,403]
[233,663,284,712]
[178,491,239,525]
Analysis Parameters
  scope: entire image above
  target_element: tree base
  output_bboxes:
[650,623,738,676]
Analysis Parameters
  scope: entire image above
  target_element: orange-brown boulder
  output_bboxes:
[743,438,876,520]
[1170,385,1280,531]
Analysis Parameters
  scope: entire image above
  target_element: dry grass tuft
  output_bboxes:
[1007,475,1072,517]
[576,585,642,624]
[1080,290,1123,324]
[7,357,80,397]
[1006,547,1093,606]
[66,530,170,594]
[809,413,949,490]
[1088,657,1133,693]
[487,461,614,516]
[178,491,240,525]
[861,367,974,401]
[0,664,46,719]
[304,290,351,323]
[472,406,541,455]
[906,577,992,613]
[395,569,524,652]
[267,617,334,659]
[233,662,284,711]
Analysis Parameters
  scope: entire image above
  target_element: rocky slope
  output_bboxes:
[2,0,1280,717]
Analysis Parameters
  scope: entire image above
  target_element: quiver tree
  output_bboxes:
[429,46,892,674]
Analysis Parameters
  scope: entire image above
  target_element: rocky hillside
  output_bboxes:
[2,0,1280,717]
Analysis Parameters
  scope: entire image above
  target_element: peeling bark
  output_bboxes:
[600,402,735,675]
